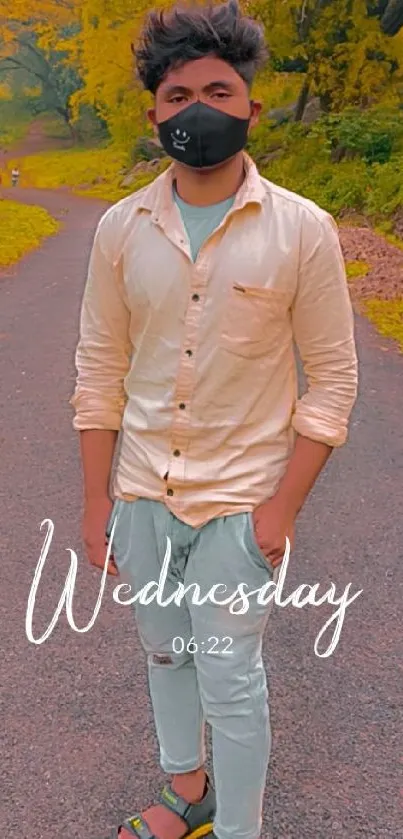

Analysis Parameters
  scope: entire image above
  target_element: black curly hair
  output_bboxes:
[133,0,268,95]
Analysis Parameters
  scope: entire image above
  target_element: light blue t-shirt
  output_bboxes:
[173,186,235,261]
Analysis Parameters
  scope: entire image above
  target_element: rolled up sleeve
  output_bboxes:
[70,213,131,431]
[291,212,358,447]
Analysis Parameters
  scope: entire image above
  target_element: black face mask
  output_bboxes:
[157,101,251,169]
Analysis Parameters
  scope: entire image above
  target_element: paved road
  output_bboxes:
[1,188,402,839]
[1,118,74,171]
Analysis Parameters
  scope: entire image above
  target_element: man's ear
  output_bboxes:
[249,100,262,129]
[147,108,160,139]
[147,107,157,128]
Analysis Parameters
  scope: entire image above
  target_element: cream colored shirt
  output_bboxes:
[71,154,358,527]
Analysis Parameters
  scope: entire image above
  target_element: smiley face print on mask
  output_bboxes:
[158,101,251,168]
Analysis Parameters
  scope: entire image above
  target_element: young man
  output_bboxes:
[71,2,358,838]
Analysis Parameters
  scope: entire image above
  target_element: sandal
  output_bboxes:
[110,774,216,839]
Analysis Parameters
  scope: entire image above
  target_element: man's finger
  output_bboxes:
[90,555,118,575]
[89,542,117,568]
[261,543,284,558]
[263,548,286,566]
[271,556,283,568]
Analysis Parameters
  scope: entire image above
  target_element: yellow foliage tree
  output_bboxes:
[58,0,169,150]
[246,0,403,115]
[0,0,81,128]
[307,0,403,110]
[0,80,12,99]
[23,84,42,97]
[1,0,403,150]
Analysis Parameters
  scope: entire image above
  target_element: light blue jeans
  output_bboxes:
[110,498,280,839]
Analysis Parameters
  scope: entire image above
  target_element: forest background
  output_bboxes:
[1,0,403,221]
[1,0,403,344]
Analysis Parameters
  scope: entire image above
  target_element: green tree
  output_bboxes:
[246,0,403,119]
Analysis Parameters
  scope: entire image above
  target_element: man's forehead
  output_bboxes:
[159,56,239,88]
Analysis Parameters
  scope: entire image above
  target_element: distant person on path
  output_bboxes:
[71,2,358,839]
[11,167,20,187]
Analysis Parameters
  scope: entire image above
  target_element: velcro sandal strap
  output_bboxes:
[159,785,191,820]
[159,777,215,832]
[120,814,156,839]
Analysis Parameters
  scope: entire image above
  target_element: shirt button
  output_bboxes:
[167,488,174,496]
[173,449,180,457]
[192,293,200,302]
[179,403,186,410]
[185,349,193,357]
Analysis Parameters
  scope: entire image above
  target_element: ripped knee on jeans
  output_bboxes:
[147,648,192,668]
[151,653,174,665]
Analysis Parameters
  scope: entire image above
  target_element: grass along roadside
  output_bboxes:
[4,146,128,199]
[345,259,403,352]
[5,132,403,229]
[3,146,169,202]
[362,298,403,351]
[345,261,370,281]
[374,225,403,252]
[0,199,60,268]
[0,118,29,151]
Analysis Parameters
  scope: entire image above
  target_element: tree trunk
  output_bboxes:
[381,0,403,35]
[56,105,78,143]
[294,78,311,122]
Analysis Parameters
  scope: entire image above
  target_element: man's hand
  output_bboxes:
[251,435,334,570]
[83,495,118,576]
[252,495,295,570]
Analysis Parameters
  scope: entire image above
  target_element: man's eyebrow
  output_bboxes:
[203,80,235,91]
[162,80,236,96]
[163,84,192,96]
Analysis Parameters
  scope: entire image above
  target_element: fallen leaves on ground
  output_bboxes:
[340,227,403,352]
[0,198,60,268]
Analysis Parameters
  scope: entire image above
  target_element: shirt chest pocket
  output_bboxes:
[220,284,291,359]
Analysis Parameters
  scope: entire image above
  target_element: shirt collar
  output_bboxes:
[137,152,266,222]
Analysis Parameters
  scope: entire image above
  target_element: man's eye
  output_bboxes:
[170,96,186,103]
[212,92,231,99]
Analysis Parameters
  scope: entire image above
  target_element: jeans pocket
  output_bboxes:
[106,498,124,540]
[246,512,274,576]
